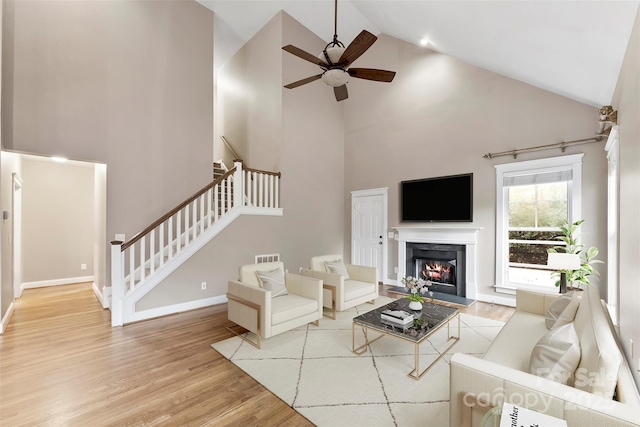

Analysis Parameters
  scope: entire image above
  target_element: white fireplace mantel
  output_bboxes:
[393,226,482,300]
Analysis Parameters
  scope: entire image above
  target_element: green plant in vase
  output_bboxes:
[547,219,603,290]
[401,276,433,310]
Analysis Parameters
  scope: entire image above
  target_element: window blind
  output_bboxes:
[503,169,572,187]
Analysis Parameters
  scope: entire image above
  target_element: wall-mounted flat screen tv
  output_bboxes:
[401,173,473,222]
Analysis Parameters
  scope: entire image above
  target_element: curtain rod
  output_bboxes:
[482,136,604,160]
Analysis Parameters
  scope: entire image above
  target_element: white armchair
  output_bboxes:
[226,261,323,349]
[300,254,378,319]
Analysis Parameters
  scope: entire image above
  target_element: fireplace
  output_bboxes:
[393,226,481,300]
[406,243,466,297]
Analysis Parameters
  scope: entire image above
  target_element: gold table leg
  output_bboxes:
[352,313,461,380]
[352,322,386,355]
[407,313,460,380]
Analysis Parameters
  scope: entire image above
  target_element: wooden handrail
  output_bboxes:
[244,167,282,177]
[220,136,241,162]
[122,168,236,251]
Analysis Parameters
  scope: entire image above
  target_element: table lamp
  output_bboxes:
[547,252,581,294]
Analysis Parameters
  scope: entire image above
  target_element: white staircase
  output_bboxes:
[109,161,282,326]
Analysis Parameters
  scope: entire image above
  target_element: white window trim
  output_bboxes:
[495,154,584,293]
[605,126,620,326]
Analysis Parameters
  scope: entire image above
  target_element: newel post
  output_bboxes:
[233,160,244,208]
[110,240,124,327]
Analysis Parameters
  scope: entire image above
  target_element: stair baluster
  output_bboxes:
[110,161,282,326]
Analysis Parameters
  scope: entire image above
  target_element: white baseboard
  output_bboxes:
[0,302,15,334]
[92,282,111,309]
[22,276,94,290]
[475,292,516,307]
[102,286,111,309]
[92,282,102,300]
[127,295,228,324]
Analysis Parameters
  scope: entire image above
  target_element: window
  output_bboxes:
[495,154,583,293]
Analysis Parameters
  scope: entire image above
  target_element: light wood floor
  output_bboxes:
[0,283,514,426]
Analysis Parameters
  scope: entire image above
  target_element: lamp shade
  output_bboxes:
[321,69,349,87]
[547,252,581,270]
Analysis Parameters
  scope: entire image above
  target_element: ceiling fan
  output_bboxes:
[282,0,396,102]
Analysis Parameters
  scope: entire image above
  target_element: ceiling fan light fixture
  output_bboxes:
[281,0,395,101]
[321,69,350,87]
[319,46,346,65]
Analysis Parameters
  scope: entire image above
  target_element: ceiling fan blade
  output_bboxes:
[284,74,322,89]
[282,45,328,67]
[339,30,377,66]
[348,68,396,83]
[334,85,348,102]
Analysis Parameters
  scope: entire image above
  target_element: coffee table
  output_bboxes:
[352,298,460,380]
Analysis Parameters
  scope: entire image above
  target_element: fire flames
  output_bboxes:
[421,261,453,284]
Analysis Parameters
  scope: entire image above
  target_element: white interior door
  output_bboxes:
[351,188,387,283]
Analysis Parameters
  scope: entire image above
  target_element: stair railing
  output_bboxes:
[110,160,282,326]
[220,135,241,163]
[244,166,280,208]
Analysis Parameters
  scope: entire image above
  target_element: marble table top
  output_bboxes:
[353,298,459,342]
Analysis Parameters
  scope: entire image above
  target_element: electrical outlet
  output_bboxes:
[394,267,398,274]
[81,264,87,270]
[201,282,207,290]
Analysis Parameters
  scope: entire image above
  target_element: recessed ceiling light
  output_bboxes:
[419,38,430,47]
[51,156,67,163]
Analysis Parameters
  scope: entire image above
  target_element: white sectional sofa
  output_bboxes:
[450,284,640,427]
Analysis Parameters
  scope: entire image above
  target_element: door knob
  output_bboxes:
[379,241,382,245]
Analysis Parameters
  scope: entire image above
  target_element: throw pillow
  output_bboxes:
[545,292,579,330]
[255,267,288,298]
[324,259,350,280]
[529,323,581,384]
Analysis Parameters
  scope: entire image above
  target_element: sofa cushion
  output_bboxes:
[271,294,318,326]
[572,284,622,398]
[545,292,579,329]
[483,311,550,371]
[324,259,350,280]
[529,323,581,384]
[255,267,288,298]
[239,261,284,287]
[344,280,375,301]
[310,254,342,272]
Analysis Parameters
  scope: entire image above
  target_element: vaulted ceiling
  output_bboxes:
[198,1,639,108]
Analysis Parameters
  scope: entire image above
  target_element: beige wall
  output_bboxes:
[280,11,345,266]
[136,215,283,311]
[343,35,607,299]
[0,151,20,316]
[213,12,244,167]
[22,158,94,283]
[0,0,7,319]
[2,0,214,286]
[138,11,345,310]
[93,164,107,290]
[612,6,640,386]
[216,12,283,171]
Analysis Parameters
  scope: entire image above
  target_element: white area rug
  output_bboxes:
[211,297,505,427]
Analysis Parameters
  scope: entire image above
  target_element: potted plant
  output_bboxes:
[547,219,603,290]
